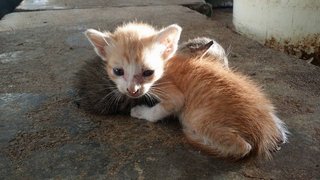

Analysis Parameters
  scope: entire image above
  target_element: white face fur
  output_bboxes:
[109,46,165,98]
[85,23,182,98]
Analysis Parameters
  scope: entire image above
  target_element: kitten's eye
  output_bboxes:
[113,68,124,76]
[142,70,154,77]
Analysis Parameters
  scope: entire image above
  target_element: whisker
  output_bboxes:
[150,87,168,94]
[151,93,160,104]
[105,92,118,113]
[91,86,118,94]
[148,91,162,101]
[94,89,117,113]
[149,93,157,105]
[98,89,117,104]
[92,83,117,87]
[152,82,172,87]
[153,81,171,85]
[114,92,123,110]
[145,93,155,105]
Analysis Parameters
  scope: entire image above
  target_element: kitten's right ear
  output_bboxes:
[85,29,111,61]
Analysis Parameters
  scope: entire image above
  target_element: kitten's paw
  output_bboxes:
[130,106,157,122]
[130,106,144,119]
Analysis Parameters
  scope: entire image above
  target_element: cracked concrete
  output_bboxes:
[0,1,319,179]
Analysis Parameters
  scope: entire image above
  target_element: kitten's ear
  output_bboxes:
[85,29,111,61]
[155,24,182,60]
[198,41,214,55]
[202,41,214,51]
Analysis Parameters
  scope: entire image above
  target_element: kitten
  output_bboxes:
[85,22,288,160]
[76,29,223,115]
[178,37,229,69]
[73,56,158,115]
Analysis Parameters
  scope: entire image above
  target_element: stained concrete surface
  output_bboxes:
[0,2,319,179]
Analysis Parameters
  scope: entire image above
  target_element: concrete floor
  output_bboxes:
[0,0,320,179]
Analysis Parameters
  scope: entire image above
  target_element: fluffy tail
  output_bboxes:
[182,113,288,160]
[254,113,289,159]
[270,113,289,144]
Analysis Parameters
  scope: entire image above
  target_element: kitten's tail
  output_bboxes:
[182,112,288,160]
[270,113,289,144]
[253,113,289,159]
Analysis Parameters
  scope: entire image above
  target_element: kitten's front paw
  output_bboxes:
[130,106,144,119]
[130,106,157,122]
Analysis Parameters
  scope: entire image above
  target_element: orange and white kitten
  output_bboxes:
[85,22,288,160]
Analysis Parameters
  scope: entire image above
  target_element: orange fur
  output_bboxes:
[154,55,288,160]
[85,22,288,160]
[85,22,181,97]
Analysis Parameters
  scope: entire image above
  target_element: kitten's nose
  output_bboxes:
[127,88,140,96]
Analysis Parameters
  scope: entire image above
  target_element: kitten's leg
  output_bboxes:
[131,104,170,122]
[131,83,184,122]
[183,126,252,159]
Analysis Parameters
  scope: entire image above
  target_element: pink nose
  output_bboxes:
[127,88,140,96]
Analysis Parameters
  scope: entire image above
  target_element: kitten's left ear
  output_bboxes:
[155,24,182,60]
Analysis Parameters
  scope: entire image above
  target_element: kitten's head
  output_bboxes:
[85,23,181,98]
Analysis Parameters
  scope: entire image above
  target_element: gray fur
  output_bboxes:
[74,37,229,115]
[178,37,229,69]
[73,56,158,115]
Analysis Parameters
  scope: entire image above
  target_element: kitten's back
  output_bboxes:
[165,55,287,159]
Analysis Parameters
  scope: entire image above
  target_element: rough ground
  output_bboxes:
[0,1,320,179]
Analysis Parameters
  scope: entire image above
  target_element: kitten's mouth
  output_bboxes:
[126,93,143,98]
[125,88,145,98]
